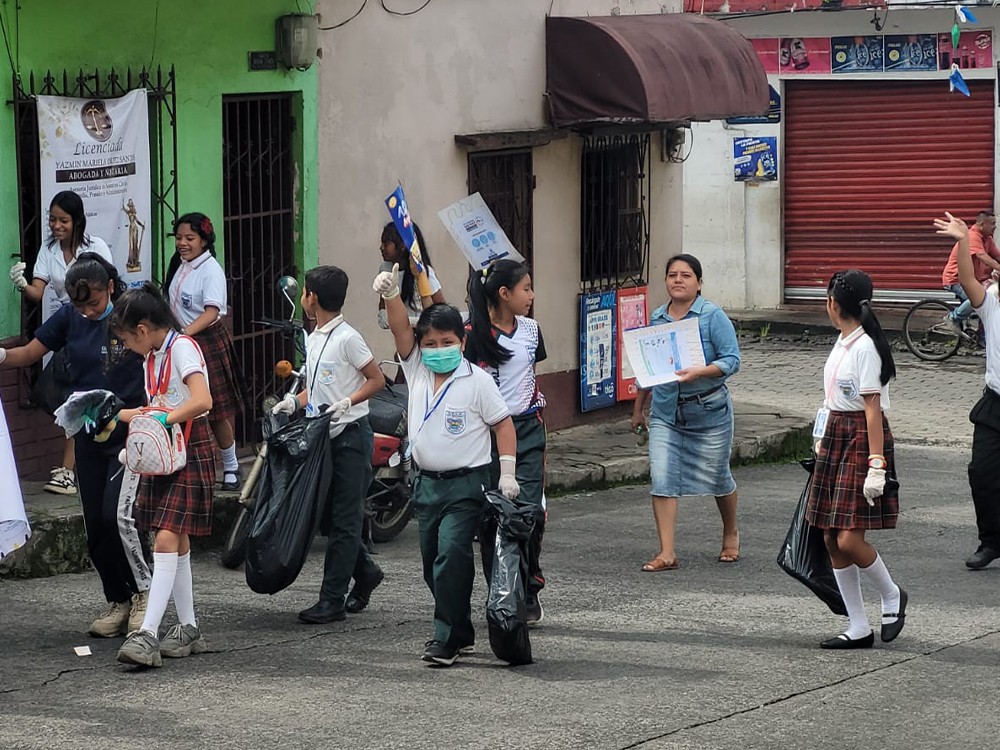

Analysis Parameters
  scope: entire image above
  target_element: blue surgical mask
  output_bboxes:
[421,345,463,374]
[96,300,114,321]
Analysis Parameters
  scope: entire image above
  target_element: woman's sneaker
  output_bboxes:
[44,466,77,495]
[160,623,206,658]
[117,630,162,668]
[89,601,131,637]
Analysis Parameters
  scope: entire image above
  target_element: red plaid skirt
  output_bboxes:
[136,417,216,536]
[806,410,899,530]
[193,322,246,422]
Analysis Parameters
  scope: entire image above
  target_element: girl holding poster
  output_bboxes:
[8,190,115,497]
[376,221,446,327]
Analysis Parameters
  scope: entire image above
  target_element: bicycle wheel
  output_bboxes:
[903,300,961,361]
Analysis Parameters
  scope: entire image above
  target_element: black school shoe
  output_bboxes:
[298,600,347,624]
[820,631,875,650]
[346,568,385,613]
[965,547,1000,570]
[220,467,243,492]
[881,589,908,643]
[421,640,460,667]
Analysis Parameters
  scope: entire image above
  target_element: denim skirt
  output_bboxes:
[648,387,736,498]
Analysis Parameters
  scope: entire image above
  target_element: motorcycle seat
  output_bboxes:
[368,383,408,437]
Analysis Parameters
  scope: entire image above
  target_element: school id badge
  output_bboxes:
[812,407,830,439]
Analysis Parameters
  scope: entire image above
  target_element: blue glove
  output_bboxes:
[151,411,170,428]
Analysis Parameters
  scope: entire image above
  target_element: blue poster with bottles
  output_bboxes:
[580,291,617,412]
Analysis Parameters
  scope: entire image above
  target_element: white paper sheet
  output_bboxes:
[437,193,525,271]
[623,318,707,389]
[0,398,31,560]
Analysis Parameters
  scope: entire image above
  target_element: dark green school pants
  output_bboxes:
[413,466,490,647]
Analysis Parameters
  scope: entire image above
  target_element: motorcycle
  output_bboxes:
[219,275,413,569]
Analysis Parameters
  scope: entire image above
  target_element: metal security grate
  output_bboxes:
[222,94,296,444]
[468,150,534,266]
[580,133,651,291]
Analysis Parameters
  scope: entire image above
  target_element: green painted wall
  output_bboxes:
[0,0,318,339]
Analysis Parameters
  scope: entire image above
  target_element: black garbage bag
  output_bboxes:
[31,349,74,416]
[483,490,535,666]
[776,459,847,617]
[246,412,334,595]
[54,389,124,439]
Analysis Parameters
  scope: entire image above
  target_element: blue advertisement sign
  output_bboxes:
[384,185,427,278]
[579,291,617,412]
[726,85,781,125]
[883,34,938,72]
[733,137,777,183]
[831,36,884,73]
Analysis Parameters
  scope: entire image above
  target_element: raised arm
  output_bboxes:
[373,263,417,359]
[935,213,982,307]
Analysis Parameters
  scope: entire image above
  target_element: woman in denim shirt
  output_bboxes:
[631,254,741,571]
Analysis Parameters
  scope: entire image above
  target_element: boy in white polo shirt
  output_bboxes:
[272,266,387,623]
[373,262,520,667]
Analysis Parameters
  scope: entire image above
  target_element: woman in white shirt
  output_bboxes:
[8,190,114,496]
[162,213,246,491]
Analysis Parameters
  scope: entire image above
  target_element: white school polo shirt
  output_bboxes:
[168,252,228,327]
[145,332,210,411]
[974,291,1000,394]
[33,236,113,303]
[823,326,890,412]
[305,316,373,437]
[473,315,547,416]
[400,347,510,472]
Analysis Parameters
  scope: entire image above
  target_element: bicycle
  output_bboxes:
[902,297,984,361]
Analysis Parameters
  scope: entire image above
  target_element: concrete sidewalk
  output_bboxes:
[1,399,812,580]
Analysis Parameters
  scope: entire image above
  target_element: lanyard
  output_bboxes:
[146,331,178,400]
[308,330,335,397]
[824,334,860,407]
[422,380,456,427]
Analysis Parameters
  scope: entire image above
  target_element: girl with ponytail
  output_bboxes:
[465,260,548,625]
[806,269,907,650]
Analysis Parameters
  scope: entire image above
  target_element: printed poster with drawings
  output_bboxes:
[437,193,525,271]
[579,291,617,412]
[623,318,707,389]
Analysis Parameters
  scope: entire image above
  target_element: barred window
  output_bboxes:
[580,133,651,291]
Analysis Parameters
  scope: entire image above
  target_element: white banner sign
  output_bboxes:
[623,318,707,389]
[37,90,152,320]
[0,398,31,560]
[437,192,525,271]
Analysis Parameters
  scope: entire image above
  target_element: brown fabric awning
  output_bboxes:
[545,14,769,129]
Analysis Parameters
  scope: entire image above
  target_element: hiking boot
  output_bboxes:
[525,593,544,626]
[116,630,162,668]
[160,623,207,658]
[421,640,459,667]
[128,592,149,633]
[89,601,131,638]
[44,466,77,495]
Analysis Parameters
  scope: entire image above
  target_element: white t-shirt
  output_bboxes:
[400,347,509,472]
[470,316,547,416]
[145,332,210,411]
[33,236,113,303]
[168,252,228,327]
[823,326,890,412]
[975,291,1000,394]
[305,316,374,437]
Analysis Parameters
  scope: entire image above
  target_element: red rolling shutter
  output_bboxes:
[784,79,995,297]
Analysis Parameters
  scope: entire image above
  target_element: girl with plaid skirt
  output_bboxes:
[110,284,216,668]
[163,213,246,490]
[807,270,907,650]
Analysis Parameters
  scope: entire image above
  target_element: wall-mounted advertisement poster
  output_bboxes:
[734,137,778,183]
[831,36,884,73]
[579,291,617,412]
[938,31,993,70]
[616,286,648,402]
[884,34,938,72]
[778,37,832,74]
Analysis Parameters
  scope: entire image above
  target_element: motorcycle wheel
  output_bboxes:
[369,492,414,544]
[220,506,252,569]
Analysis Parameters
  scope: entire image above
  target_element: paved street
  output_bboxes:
[3,440,998,750]
[733,336,986,448]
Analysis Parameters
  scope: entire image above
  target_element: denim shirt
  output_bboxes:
[648,296,741,424]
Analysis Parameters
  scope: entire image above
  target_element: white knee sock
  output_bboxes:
[860,554,901,624]
[172,552,197,627]
[220,443,238,474]
[141,552,178,636]
[832,565,870,639]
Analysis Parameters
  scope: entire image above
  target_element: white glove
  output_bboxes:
[271,394,298,415]
[0,348,6,365]
[325,397,352,420]
[9,262,27,291]
[862,467,886,506]
[498,454,520,500]
[372,263,400,300]
[377,309,390,330]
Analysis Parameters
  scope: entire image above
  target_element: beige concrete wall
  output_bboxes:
[316,0,683,378]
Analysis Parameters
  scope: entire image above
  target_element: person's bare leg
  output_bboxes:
[212,418,235,452]
[642,496,678,569]
[63,438,76,472]
[716,490,739,561]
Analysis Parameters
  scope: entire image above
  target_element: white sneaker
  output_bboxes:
[44,466,77,495]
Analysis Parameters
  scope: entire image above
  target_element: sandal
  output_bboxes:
[641,557,679,572]
[719,532,740,563]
